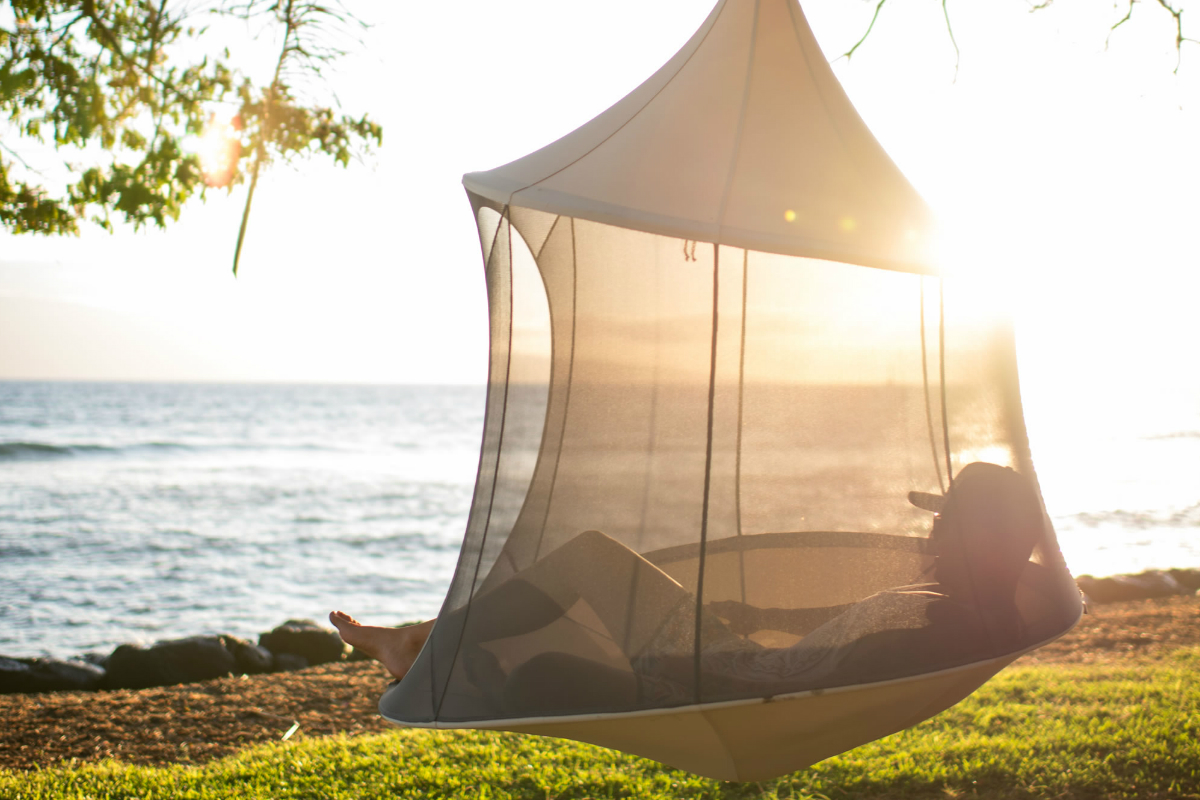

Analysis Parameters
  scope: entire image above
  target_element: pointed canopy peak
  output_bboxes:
[464,0,938,275]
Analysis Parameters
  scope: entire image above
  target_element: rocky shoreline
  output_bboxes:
[1075,567,1200,604]
[4,567,1198,698]
[0,618,370,696]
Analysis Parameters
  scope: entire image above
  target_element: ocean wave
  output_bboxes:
[0,543,44,558]
[0,442,114,460]
[0,441,190,461]
[1144,430,1200,440]
[1065,503,1200,529]
[0,439,376,462]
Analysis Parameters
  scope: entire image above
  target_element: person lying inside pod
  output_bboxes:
[332,461,1048,714]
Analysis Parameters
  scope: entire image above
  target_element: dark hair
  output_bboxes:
[934,462,1045,596]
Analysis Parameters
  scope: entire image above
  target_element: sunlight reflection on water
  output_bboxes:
[1025,381,1200,578]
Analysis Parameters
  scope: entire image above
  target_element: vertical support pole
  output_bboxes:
[694,243,721,703]
[939,278,954,488]
[920,277,946,494]
[735,249,749,602]
[434,207,516,719]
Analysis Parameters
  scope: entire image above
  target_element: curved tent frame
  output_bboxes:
[380,0,1082,781]
[392,631,1066,782]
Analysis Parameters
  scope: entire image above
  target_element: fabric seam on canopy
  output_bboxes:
[433,210,517,720]
[714,0,761,231]
[499,2,727,211]
[463,180,937,276]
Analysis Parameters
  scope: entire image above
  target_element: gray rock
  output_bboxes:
[80,652,110,669]
[0,656,106,694]
[259,619,346,666]
[1077,569,1200,604]
[271,652,309,672]
[1168,568,1200,593]
[224,636,274,675]
[104,635,237,690]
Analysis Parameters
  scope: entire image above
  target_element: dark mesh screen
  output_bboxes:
[385,198,1081,725]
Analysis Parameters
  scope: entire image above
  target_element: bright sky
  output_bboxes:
[0,0,1197,395]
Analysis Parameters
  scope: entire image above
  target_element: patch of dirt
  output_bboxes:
[2,595,1196,772]
[1016,593,1200,666]
[0,660,398,772]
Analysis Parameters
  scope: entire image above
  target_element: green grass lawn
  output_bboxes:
[5,650,1199,800]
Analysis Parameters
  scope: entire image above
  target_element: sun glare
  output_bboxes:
[198,113,243,188]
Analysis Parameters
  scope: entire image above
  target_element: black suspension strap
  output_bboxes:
[920,277,946,495]
[735,249,749,604]
[694,242,720,703]
[939,278,953,488]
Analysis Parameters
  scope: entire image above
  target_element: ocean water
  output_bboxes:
[0,382,482,660]
[1025,386,1200,581]
[1,380,1197,661]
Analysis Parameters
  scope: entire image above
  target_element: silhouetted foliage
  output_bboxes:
[842,0,1198,75]
[0,0,381,272]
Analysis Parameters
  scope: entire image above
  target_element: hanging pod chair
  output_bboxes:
[381,0,1082,781]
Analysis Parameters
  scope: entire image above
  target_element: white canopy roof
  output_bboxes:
[464,0,938,275]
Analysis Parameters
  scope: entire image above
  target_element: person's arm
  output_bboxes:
[706,600,854,637]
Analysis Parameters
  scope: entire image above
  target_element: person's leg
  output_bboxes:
[502,651,638,714]
[330,529,693,680]
[328,612,434,681]
[463,529,693,657]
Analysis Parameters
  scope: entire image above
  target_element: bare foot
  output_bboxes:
[329,611,435,681]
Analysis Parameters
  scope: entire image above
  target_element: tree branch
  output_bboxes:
[1105,0,1195,70]
[3,0,380,241]
[942,0,960,79]
[1153,0,1198,72]
[1107,0,1136,50]
[80,0,126,59]
[232,0,297,276]
[142,0,173,157]
[49,12,88,54]
[840,0,889,61]
[79,0,201,107]
[1,142,44,176]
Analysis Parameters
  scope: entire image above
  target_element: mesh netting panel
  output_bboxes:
[387,201,1080,725]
